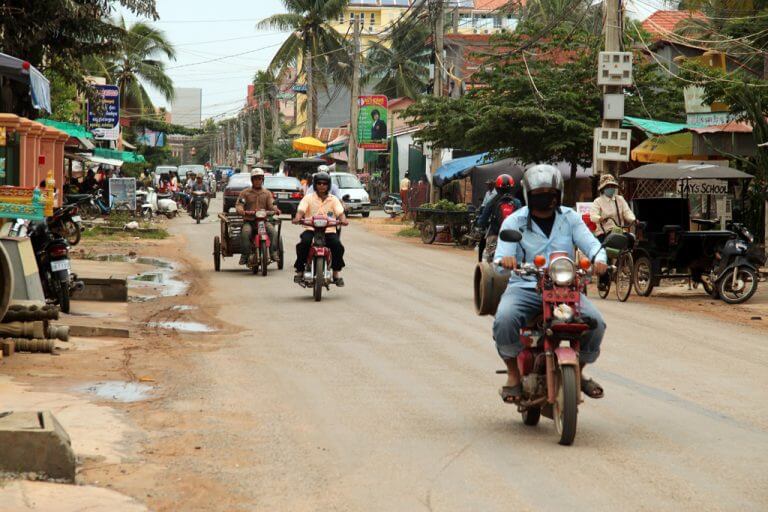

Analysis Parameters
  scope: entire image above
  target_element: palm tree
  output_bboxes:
[253,70,281,145]
[363,17,431,99]
[89,16,176,115]
[258,0,351,136]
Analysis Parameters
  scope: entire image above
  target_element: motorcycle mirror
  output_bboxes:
[499,229,523,243]
[603,233,629,251]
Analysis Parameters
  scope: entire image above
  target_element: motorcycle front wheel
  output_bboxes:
[313,256,325,302]
[260,240,268,276]
[54,278,70,314]
[717,267,758,304]
[554,366,578,446]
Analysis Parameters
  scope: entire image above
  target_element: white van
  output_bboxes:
[330,172,370,217]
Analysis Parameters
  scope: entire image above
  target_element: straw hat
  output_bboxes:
[598,173,620,191]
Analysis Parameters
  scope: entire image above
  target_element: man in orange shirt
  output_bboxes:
[292,172,349,286]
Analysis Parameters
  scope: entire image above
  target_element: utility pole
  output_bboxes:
[600,0,622,177]
[306,47,315,137]
[259,91,267,161]
[247,109,253,152]
[239,113,246,169]
[429,0,444,200]
[271,82,281,145]
[348,16,361,174]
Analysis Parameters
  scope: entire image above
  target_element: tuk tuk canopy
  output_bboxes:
[622,162,753,180]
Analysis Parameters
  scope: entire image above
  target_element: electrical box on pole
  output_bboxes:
[597,52,633,86]
[603,93,625,120]
[593,128,632,162]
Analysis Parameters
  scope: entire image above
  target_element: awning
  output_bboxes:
[93,148,145,163]
[85,155,124,167]
[621,162,753,180]
[631,133,705,163]
[623,116,688,135]
[0,52,51,113]
[35,118,93,139]
[433,153,490,186]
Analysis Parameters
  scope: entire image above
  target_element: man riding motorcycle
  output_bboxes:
[236,169,280,264]
[476,174,522,259]
[292,172,348,286]
[188,172,210,217]
[494,164,608,404]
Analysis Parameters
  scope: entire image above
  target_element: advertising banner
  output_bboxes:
[136,128,165,147]
[87,85,120,141]
[357,95,388,151]
[109,178,137,210]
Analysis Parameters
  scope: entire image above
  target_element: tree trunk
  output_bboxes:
[271,86,281,145]
[569,160,578,206]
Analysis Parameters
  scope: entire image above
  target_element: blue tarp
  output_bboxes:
[432,152,490,186]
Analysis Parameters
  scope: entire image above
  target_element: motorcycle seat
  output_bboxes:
[691,218,719,229]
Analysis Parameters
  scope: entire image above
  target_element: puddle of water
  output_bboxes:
[87,254,173,268]
[77,381,153,403]
[171,305,196,311]
[147,321,215,333]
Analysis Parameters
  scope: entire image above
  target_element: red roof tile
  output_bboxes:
[474,0,516,10]
[642,10,707,40]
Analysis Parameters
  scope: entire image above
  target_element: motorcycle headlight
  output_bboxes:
[313,218,328,228]
[550,257,575,286]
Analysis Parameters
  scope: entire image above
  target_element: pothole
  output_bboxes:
[76,381,153,403]
[147,321,216,333]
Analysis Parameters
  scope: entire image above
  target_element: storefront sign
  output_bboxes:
[87,85,120,141]
[357,95,388,151]
[677,179,728,195]
[686,112,734,128]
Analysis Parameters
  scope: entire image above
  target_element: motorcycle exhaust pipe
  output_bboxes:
[70,280,85,293]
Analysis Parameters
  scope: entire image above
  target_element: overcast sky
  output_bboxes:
[127,0,668,122]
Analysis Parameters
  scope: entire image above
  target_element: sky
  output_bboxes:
[126,0,669,123]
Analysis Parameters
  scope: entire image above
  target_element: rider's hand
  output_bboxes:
[340,219,349,226]
[291,217,301,225]
[594,262,608,275]
[500,256,518,270]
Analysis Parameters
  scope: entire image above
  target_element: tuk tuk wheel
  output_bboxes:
[420,221,437,244]
[633,256,655,296]
[213,236,221,272]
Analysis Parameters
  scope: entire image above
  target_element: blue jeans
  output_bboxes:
[492,286,605,364]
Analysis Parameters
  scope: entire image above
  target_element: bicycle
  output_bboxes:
[597,224,636,302]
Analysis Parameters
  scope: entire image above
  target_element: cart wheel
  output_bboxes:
[633,256,655,296]
[213,236,221,272]
[598,274,611,299]
[420,221,436,244]
[277,237,284,270]
[615,252,633,302]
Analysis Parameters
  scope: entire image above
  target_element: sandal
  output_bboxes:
[333,277,345,287]
[581,378,604,399]
[499,384,522,404]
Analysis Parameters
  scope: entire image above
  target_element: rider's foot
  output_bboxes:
[293,271,303,283]
[333,277,345,287]
[581,377,604,399]
[239,255,247,265]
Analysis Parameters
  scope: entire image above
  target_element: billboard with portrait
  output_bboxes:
[357,95,388,151]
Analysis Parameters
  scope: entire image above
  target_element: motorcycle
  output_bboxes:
[25,221,83,314]
[477,195,518,263]
[296,215,344,301]
[191,191,208,224]
[486,229,628,445]
[243,210,283,276]
[140,188,178,220]
[383,194,403,217]
[706,221,765,304]
[48,203,83,246]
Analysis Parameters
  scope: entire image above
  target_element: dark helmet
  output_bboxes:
[313,171,331,188]
[495,174,515,194]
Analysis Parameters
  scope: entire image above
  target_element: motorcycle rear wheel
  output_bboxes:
[313,257,325,302]
[56,278,70,314]
[615,252,633,302]
[554,366,578,446]
[598,275,611,299]
[260,240,268,276]
[63,220,81,246]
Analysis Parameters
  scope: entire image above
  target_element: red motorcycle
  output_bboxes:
[243,210,283,276]
[496,229,627,445]
[297,215,344,301]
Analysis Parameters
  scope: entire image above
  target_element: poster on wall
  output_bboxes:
[136,128,165,147]
[109,178,136,210]
[87,85,120,141]
[357,95,388,151]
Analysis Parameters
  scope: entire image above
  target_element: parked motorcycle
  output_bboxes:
[26,221,83,314]
[243,210,283,276]
[191,191,208,224]
[48,203,83,246]
[706,221,765,304]
[383,194,403,217]
[296,215,344,301]
[478,229,628,445]
[139,188,178,220]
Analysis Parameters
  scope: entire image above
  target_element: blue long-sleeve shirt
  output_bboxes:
[494,206,607,288]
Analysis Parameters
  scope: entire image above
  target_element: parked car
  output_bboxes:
[265,175,303,215]
[330,172,370,217]
[223,172,252,213]
[178,164,206,179]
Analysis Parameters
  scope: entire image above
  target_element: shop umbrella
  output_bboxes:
[631,133,704,163]
[292,137,326,154]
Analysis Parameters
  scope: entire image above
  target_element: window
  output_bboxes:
[370,13,376,26]
[338,12,344,23]
[493,15,501,29]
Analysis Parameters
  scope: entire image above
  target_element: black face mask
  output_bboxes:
[527,192,558,211]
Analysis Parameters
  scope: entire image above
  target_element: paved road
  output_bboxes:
[171,197,768,511]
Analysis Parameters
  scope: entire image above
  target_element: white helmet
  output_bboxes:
[521,164,564,205]
[251,168,265,178]
[317,164,330,173]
